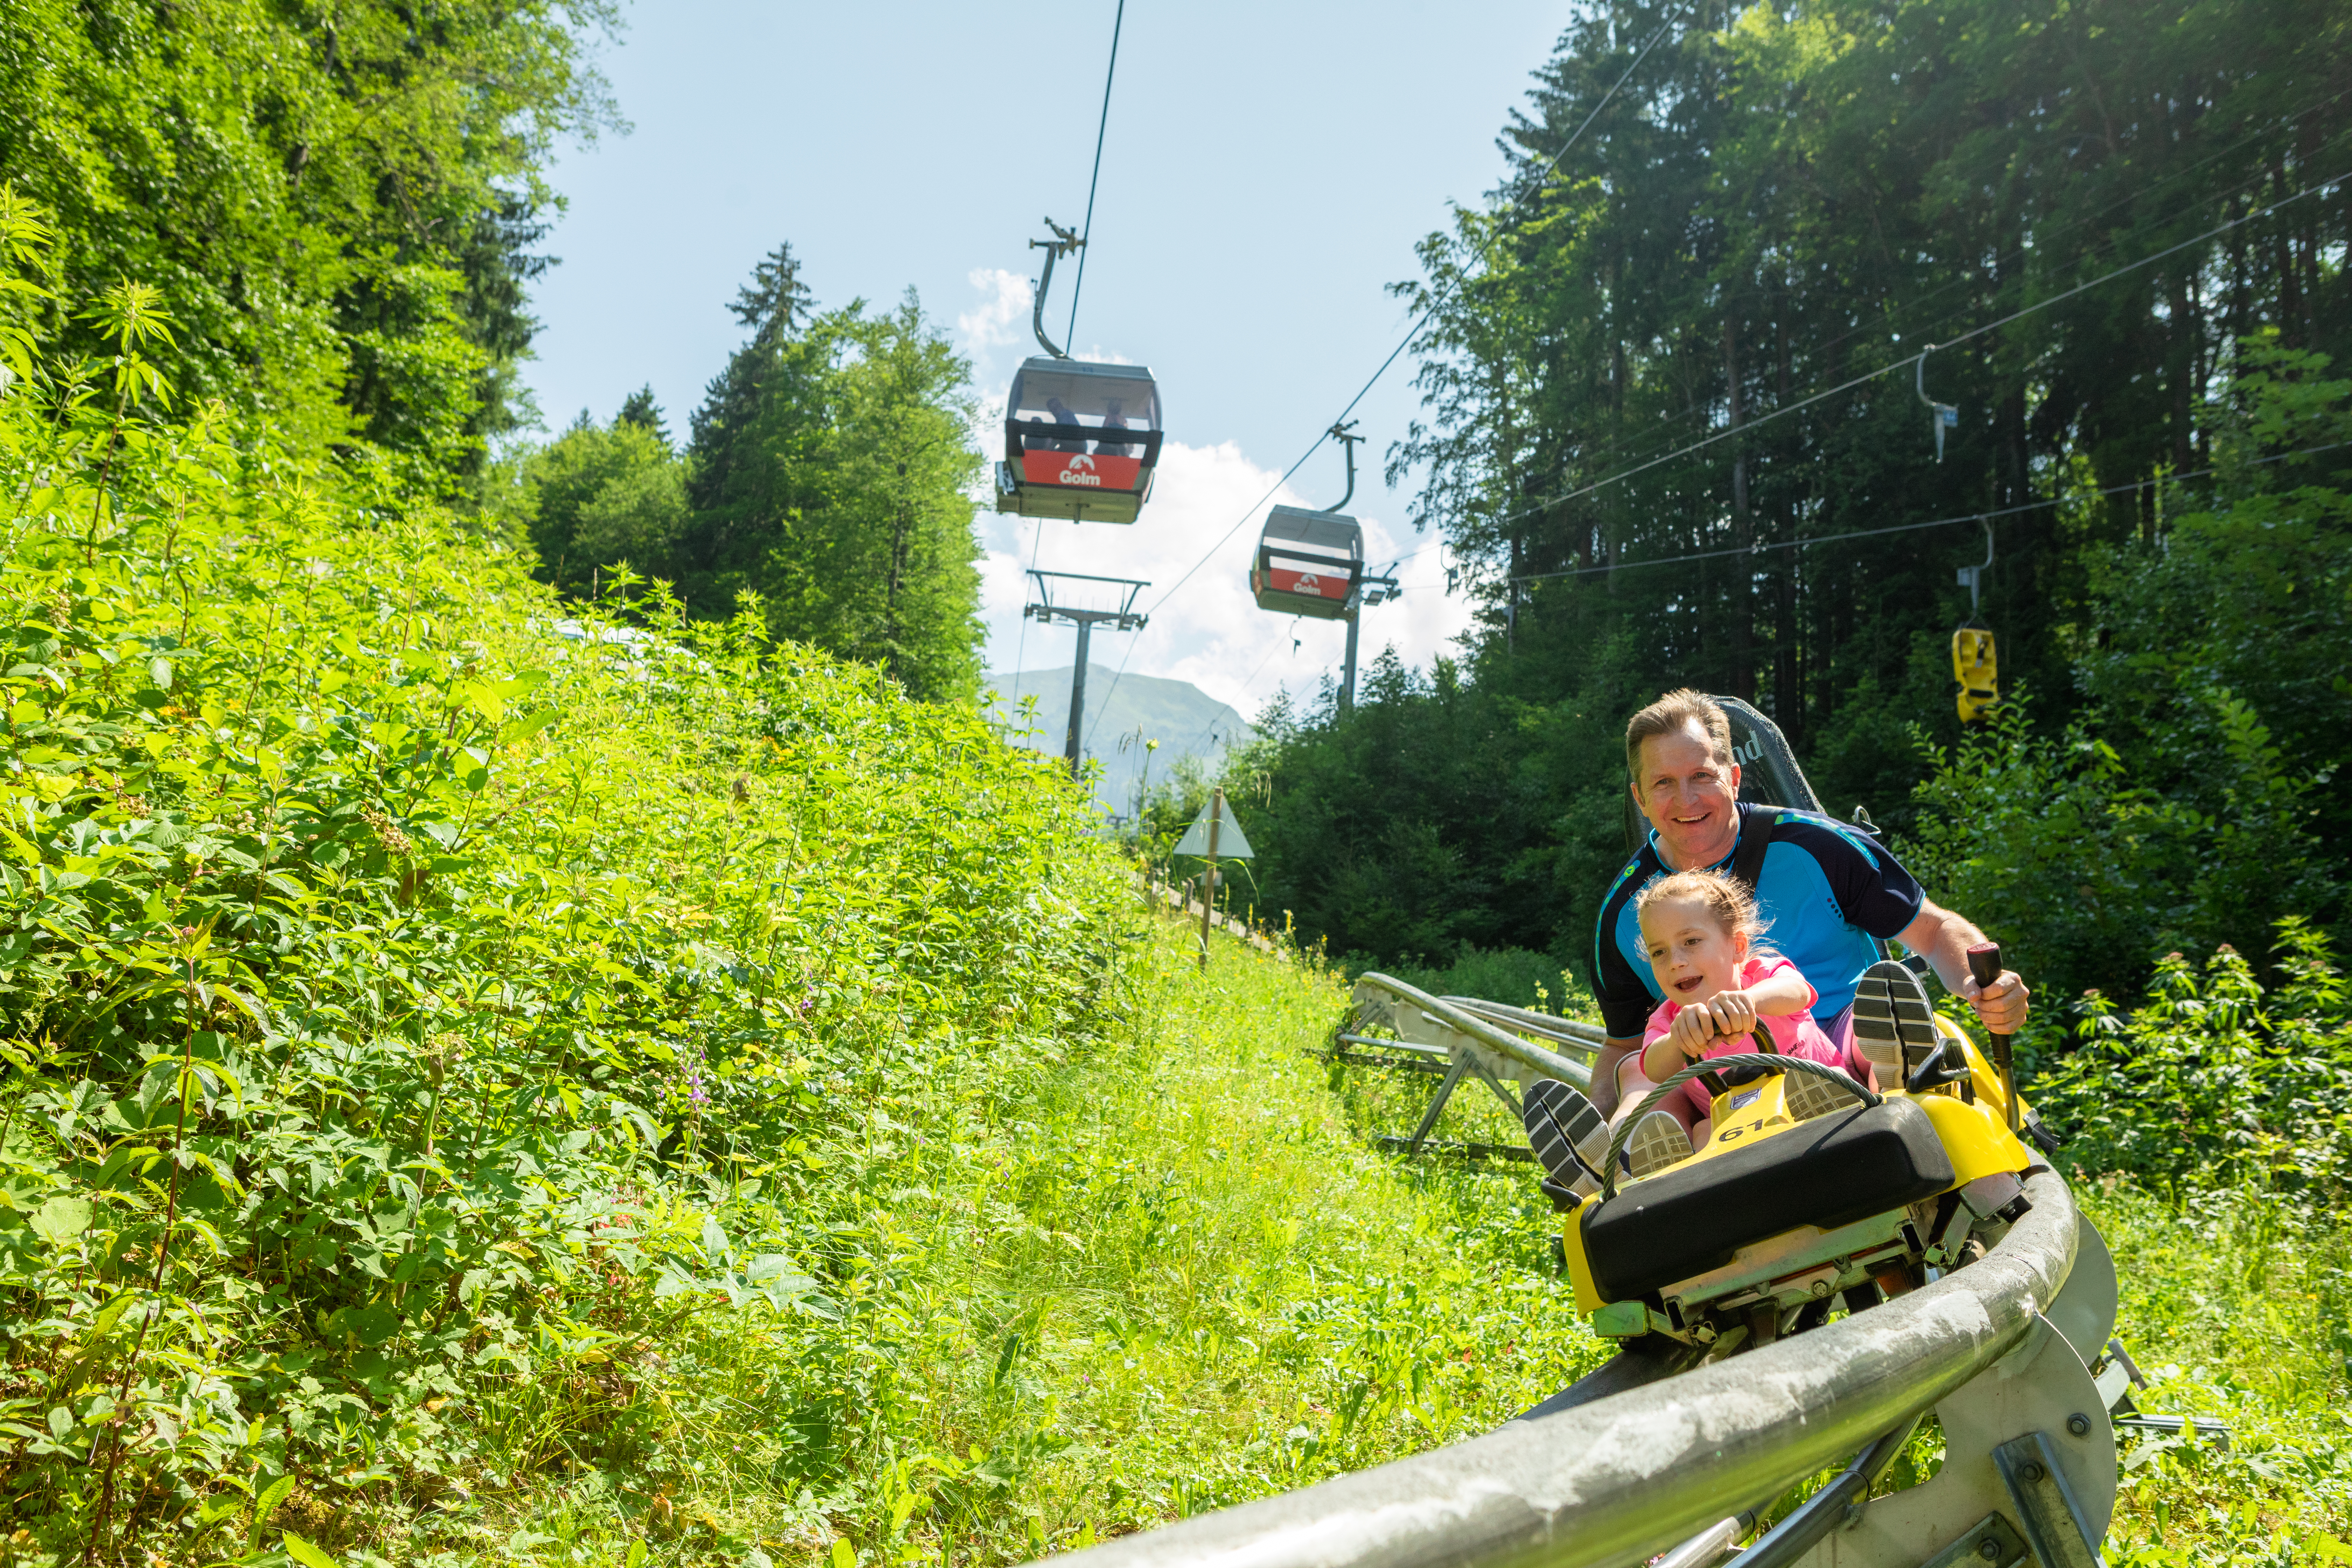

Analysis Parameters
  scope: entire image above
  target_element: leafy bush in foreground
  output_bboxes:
[0,204,1127,1562]
[2029,922,2352,1196]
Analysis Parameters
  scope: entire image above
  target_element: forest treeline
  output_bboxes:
[1198,0,2352,1010]
[514,249,986,702]
[0,0,618,491]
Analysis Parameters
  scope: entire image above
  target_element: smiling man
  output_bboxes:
[1586,688,2030,1120]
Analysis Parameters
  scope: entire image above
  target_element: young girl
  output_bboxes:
[1615,868,1856,1178]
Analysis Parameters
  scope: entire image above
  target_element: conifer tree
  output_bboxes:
[616,384,669,448]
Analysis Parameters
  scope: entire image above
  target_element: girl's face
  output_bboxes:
[1640,896,1749,1005]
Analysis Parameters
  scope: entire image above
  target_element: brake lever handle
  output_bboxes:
[1904,1036,1972,1096]
[1968,941,2021,1135]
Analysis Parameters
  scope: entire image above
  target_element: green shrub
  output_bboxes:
[2029,922,2352,1195]
[0,203,1129,1561]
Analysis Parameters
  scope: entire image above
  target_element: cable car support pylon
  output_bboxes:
[1023,570,1149,779]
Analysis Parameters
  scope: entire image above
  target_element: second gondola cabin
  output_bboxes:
[996,357,1163,524]
[1252,505,1363,620]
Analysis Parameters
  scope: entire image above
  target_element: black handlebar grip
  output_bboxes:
[1967,941,2022,1135]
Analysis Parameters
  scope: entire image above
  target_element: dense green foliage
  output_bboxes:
[2026,922,2352,1197]
[520,246,986,702]
[0,207,1118,1561]
[0,0,616,486]
[1219,0,2352,999]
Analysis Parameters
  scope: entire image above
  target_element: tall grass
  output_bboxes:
[2086,1180,2352,1560]
[456,917,1607,1563]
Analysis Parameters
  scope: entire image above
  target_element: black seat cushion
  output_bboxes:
[1581,1098,1956,1302]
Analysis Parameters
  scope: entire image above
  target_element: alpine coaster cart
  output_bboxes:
[1298,697,2217,1566]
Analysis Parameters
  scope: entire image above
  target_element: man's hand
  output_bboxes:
[1960,967,2030,1035]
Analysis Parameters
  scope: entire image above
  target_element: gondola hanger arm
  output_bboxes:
[1956,515,1993,618]
[1028,218,1085,359]
[1916,343,1959,462]
[1323,420,1362,513]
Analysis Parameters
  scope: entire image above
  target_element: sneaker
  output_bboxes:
[1852,959,1940,1083]
[1782,1063,1863,1122]
[1522,1077,1609,1195]
[1623,1110,1695,1181]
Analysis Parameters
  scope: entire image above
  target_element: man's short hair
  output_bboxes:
[1625,688,1734,789]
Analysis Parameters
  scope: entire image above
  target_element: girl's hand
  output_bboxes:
[1668,1005,1717,1059]
[1705,989,1760,1043]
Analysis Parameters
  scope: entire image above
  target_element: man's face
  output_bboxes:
[1633,721,1742,869]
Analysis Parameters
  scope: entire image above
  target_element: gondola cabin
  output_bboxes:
[996,357,1163,524]
[1251,506,1363,620]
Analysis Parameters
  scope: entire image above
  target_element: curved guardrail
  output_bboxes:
[1036,972,2127,1568]
[1352,973,1597,1087]
[1439,995,1609,1054]
[1035,1172,2104,1568]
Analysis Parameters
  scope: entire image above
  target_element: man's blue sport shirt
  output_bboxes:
[1592,801,1925,1038]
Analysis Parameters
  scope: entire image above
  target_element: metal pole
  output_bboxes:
[1198,785,1223,971]
[1340,607,1361,714]
[1065,618,1093,778]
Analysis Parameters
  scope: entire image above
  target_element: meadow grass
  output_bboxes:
[448,914,1604,1567]
[454,920,2348,1568]
[2082,1180,2352,1561]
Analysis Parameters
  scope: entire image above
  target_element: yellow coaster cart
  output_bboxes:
[1563,1026,2034,1356]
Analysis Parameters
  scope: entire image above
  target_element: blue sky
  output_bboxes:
[525,0,1574,718]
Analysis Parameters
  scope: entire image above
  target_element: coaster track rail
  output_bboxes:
[1030,974,2125,1568]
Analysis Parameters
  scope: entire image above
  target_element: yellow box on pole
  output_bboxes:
[1952,628,1998,722]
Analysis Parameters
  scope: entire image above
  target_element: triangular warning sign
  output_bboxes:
[1172,796,1253,859]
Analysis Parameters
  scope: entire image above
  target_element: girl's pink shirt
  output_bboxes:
[1641,954,1844,1078]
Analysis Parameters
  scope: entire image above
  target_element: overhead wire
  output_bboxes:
[1488,165,2352,533]
[1167,612,1307,765]
[1077,0,1699,753]
[1063,0,1127,351]
[1425,89,2352,526]
[1505,436,2352,585]
[1000,514,1046,714]
[1010,0,1122,767]
[1137,0,1694,621]
[1058,7,2336,761]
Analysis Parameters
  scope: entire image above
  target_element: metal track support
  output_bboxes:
[1402,1055,1471,1155]
[1995,1432,2108,1568]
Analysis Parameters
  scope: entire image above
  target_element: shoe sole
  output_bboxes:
[1783,1065,1860,1122]
[1523,1077,1608,1193]
[1852,960,1941,1079]
[1624,1110,1694,1181]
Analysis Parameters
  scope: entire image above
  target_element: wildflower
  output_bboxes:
[362,805,414,857]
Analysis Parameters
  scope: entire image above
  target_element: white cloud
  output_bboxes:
[978,438,1475,725]
[955,268,1031,370]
